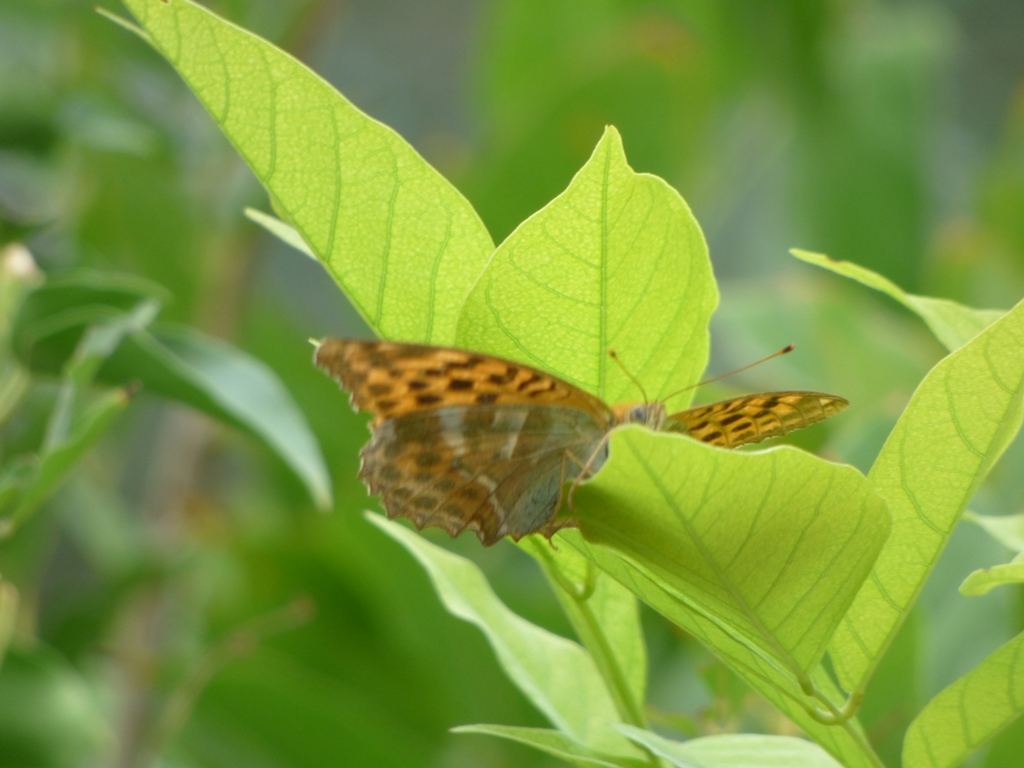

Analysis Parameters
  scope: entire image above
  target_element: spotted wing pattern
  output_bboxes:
[316,339,850,545]
[666,391,849,449]
[315,339,615,545]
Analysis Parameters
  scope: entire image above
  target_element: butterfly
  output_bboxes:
[315,339,848,546]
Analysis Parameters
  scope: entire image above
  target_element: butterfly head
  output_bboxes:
[614,401,667,430]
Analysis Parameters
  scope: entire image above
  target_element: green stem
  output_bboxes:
[530,543,650,731]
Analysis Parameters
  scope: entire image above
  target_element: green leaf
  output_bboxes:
[13,278,331,509]
[1,245,42,424]
[457,127,717,404]
[617,726,846,768]
[959,552,1024,596]
[1,387,132,536]
[575,428,890,676]
[453,725,646,768]
[244,208,315,260]
[120,0,494,344]
[903,630,1024,768]
[368,515,642,760]
[0,644,110,768]
[44,298,158,450]
[965,511,1024,551]
[522,538,647,728]
[0,581,17,665]
[11,270,168,371]
[563,534,883,768]
[829,297,1024,693]
[104,327,333,509]
[791,249,1005,351]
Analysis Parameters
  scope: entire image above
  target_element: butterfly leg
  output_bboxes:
[565,435,613,514]
[540,437,612,540]
[538,451,578,540]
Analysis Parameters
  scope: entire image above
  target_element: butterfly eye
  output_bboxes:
[628,405,648,423]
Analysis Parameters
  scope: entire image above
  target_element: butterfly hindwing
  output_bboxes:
[666,391,849,449]
[358,404,608,544]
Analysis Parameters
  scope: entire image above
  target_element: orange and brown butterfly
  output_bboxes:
[314,339,848,546]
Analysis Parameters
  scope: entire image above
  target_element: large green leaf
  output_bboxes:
[369,515,643,761]
[792,249,1004,352]
[456,127,717,404]
[13,277,332,509]
[903,630,1024,768]
[105,327,333,509]
[829,298,1024,693]
[120,0,494,344]
[564,533,883,768]
[618,727,845,768]
[575,429,890,676]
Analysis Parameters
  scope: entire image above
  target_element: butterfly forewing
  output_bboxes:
[666,391,849,449]
[314,339,613,425]
[315,339,614,545]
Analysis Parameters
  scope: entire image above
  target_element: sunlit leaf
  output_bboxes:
[576,429,889,675]
[959,552,1024,596]
[792,249,1004,351]
[244,207,317,260]
[457,127,717,406]
[564,532,880,768]
[829,298,1024,693]
[903,630,1024,768]
[121,0,494,344]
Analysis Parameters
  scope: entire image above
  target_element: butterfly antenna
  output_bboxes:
[608,349,649,404]
[662,344,795,402]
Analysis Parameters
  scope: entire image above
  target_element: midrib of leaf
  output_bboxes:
[599,141,611,398]
[626,439,809,681]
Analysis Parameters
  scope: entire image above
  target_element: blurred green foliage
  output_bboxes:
[0,1,1022,767]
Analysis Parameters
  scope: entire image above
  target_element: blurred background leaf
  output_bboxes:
[1,1,1022,766]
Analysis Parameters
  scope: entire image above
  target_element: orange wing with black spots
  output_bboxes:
[666,391,849,449]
